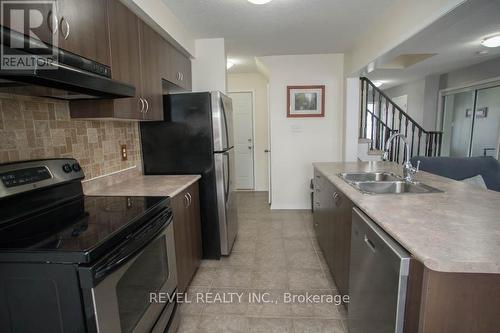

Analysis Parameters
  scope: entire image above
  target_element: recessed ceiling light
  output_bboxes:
[372,80,384,88]
[227,60,235,70]
[481,34,500,48]
[248,0,273,4]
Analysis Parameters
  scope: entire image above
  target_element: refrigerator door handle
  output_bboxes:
[223,151,230,204]
[220,98,230,151]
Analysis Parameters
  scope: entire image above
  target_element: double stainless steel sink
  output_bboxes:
[339,172,442,195]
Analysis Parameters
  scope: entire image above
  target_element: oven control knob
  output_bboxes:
[62,163,72,173]
[72,163,81,172]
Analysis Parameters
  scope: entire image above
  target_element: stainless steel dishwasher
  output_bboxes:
[348,207,411,333]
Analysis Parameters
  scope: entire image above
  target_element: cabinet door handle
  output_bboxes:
[183,194,189,208]
[333,192,341,206]
[139,98,145,113]
[144,99,149,113]
[364,234,376,253]
[61,17,70,39]
[48,11,58,34]
[186,192,192,207]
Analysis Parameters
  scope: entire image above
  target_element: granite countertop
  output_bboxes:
[313,161,500,274]
[85,174,201,198]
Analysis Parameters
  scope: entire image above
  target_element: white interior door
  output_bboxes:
[267,83,272,205]
[229,92,255,190]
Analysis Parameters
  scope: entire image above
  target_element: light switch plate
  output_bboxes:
[121,145,128,161]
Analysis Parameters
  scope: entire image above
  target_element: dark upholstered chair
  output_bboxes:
[409,156,500,192]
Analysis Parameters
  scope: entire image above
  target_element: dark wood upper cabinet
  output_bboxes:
[56,0,110,66]
[139,20,164,121]
[69,0,147,120]
[0,1,56,45]
[104,0,142,120]
[68,0,192,120]
[170,46,192,91]
[107,0,141,87]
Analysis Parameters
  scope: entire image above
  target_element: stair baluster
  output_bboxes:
[358,77,443,163]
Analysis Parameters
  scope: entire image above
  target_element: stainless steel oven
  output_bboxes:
[79,209,178,333]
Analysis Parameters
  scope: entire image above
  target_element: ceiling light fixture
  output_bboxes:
[481,34,500,48]
[373,80,384,88]
[248,0,273,5]
[227,60,235,70]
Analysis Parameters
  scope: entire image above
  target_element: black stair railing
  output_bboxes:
[360,77,443,164]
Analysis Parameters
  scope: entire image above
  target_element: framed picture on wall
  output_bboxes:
[287,85,325,118]
[465,107,488,118]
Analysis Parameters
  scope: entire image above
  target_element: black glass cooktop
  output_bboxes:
[0,195,169,263]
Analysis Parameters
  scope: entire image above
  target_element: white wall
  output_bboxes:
[439,57,500,90]
[345,0,465,75]
[423,75,440,130]
[344,77,360,162]
[191,39,227,92]
[383,57,500,136]
[383,75,441,131]
[124,0,195,56]
[259,54,344,209]
[227,73,270,191]
[384,79,426,125]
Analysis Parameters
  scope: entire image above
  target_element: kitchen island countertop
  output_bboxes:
[313,161,500,274]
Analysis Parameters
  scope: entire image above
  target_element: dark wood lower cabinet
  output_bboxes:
[412,268,500,333]
[313,169,352,297]
[314,168,500,333]
[171,181,202,294]
[329,181,352,297]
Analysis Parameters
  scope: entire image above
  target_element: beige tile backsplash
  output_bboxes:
[0,93,141,180]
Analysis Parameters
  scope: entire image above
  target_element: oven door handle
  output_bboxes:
[93,211,172,281]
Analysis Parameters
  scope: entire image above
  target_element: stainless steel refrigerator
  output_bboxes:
[140,92,238,259]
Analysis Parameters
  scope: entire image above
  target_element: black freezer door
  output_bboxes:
[140,92,222,259]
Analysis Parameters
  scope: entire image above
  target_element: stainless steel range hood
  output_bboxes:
[0,27,135,100]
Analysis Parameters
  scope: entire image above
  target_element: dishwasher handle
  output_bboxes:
[353,207,411,275]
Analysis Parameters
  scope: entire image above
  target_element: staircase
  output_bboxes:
[358,77,443,163]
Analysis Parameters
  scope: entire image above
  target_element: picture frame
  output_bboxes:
[465,107,488,118]
[287,85,325,118]
[476,107,488,118]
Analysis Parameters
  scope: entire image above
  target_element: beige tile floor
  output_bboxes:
[177,191,348,333]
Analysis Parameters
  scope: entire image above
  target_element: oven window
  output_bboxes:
[116,235,169,332]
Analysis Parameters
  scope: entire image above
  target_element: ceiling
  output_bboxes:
[366,0,500,89]
[162,0,394,73]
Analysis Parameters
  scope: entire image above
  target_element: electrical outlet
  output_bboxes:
[121,145,128,161]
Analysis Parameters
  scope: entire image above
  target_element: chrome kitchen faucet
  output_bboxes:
[383,133,420,182]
